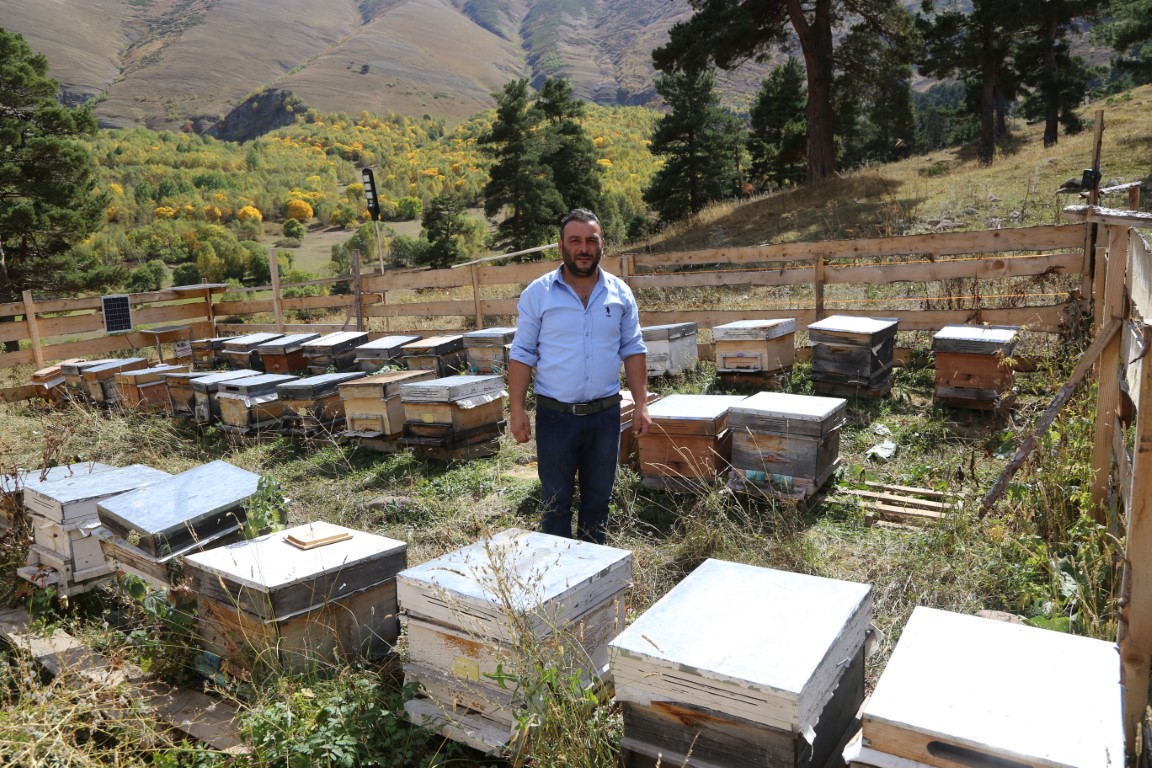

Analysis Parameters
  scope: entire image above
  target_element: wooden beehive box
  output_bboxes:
[398,528,631,751]
[353,334,420,372]
[190,336,229,369]
[215,373,298,433]
[61,359,115,401]
[94,461,260,588]
[81,357,149,404]
[857,607,1122,768]
[303,331,369,374]
[30,363,67,401]
[463,327,517,374]
[1,462,116,531]
[189,369,261,424]
[611,559,871,768]
[643,322,699,376]
[339,369,436,437]
[185,521,407,674]
[619,391,661,468]
[254,332,321,374]
[19,464,171,595]
[638,394,746,487]
[115,364,188,411]
[276,371,366,434]
[727,392,848,498]
[400,375,505,458]
[932,325,1019,409]
[400,334,466,376]
[808,315,898,397]
[713,319,797,374]
[221,333,284,370]
[164,371,214,418]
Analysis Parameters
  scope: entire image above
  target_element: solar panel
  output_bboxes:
[101,295,133,334]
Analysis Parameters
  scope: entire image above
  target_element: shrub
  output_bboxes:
[282,218,306,239]
[285,198,314,222]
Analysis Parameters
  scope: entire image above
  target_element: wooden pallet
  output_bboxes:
[844,482,956,527]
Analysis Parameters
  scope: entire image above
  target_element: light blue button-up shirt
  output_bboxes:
[510,267,646,404]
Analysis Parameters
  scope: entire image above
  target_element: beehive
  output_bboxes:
[215,373,298,433]
[95,460,260,588]
[189,369,261,424]
[190,336,229,369]
[339,368,436,437]
[463,327,517,374]
[643,322,699,376]
[353,334,421,372]
[727,392,847,498]
[808,315,898,398]
[60,359,117,401]
[302,331,369,374]
[185,521,407,674]
[114,364,188,411]
[398,528,631,753]
[254,332,321,374]
[276,371,366,435]
[221,333,284,370]
[400,375,506,459]
[638,394,747,489]
[29,363,68,401]
[611,559,871,768]
[1,462,116,531]
[932,325,1019,409]
[81,357,149,404]
[853,607,1122,768]
[399,335,466,377]
[713,319,797,377]
[164,371,215,418]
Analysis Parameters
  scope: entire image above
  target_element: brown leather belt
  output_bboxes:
[536,393,621,416]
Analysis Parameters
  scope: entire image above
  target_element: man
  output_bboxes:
[508,208,652,544]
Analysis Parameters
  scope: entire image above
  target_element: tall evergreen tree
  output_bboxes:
[420,194,466,270]
[537,78,604,214]
[479,79,564,254]
[643,66,745,223]
[1102,0,1152,83]
[0,28,114,318]
[1015,0,1099,145]
[834,22,918,166]
[748,58,808,190]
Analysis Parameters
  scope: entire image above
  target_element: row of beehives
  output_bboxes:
[0,460,1121,768]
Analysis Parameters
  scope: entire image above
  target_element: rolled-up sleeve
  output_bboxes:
[509,285,542,368]
[617,284,646,359]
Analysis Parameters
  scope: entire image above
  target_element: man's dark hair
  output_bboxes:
[560,208,601,236]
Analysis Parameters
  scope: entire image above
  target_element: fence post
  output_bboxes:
[470,264,482,329]
[814,254,826,321]
[352,249,363,333]
[267,246,285,332]
[21,290,44,369]
[1091,224,1128,520]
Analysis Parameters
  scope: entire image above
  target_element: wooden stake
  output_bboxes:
[352,248,363,333]
[21,290,44,369]
[470,264,482,329]
[267,246,284,333]
[1091,225,1130,518]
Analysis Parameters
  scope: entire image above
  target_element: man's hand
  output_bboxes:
[510,407,532,443]
[632,402,652,437]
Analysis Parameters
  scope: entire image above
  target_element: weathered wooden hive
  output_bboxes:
[19,464,171,596]
[463,327,517,374]
[713,319,797,381]
[115,363,188,411]
[400,374,506,460]
[29,362,69,401]
[638,394,747,489]
[94,460,260,588]
[276,371,365,435]
[339,369,436,439]
[932,325,1019,409]
[848,606,1122,768]
[303,331,369,374]
[215,373,299,433]
[221,333,284,371]
[398,528,632,753]
[254,332,321,374]
[353,334,420,372]
[727,391,848,499]
[611,559,871,768]
[808,315,899,398]
[188,369,261,424]
[190,336,229,369]
[61,359,116,401]
[1,462,116,531]
[619,391,661,468]
[164,371,214,418]
[81,357,149,405]
[642,322,699,376]
[184,521,407,674]
[399,334,467,377]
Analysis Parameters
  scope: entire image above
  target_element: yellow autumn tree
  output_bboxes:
[285,199,314,222]
[237,205,263,223]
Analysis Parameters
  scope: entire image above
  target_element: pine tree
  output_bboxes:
[420,194,466,269]
[1104,0,1152,83]
[643,66,745,223]
[748,59,808,190]
[537,78,604,214]
[0,28,114,316]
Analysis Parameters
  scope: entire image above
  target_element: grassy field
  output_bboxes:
[0,88,1147,766]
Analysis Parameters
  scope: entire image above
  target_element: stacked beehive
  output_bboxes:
[808,315,899,398]
[30,363,68,401]
[642,322,699,376]
[400,334,467,377]
[463,327,517,374]
[727,392,848,499]
[190,336,229,369]
[638,394,746,490]
[115,363,188,411]
[254,332,321,374]
[189,369,261,424]
[221,333,284,370]
[81,357,148,405]
[94,460,260,589]
[215,373,299,434]
[303,331,368,374]
[398,528,632,753]
[18,464,171,596]
[340,369,435,449]
[848,607,1122,768]
[353,334,420,372]
[713,319,797,385]
[611,559,871,768]
[1,462,115,531]
[61,359,115,401]
[164,371,211,418]
[932,325,1019,409]
[185,521,407,675]
[276,371,365,435]
[400,374,506,460]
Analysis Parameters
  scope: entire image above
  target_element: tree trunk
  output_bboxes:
[789,0,838,181]
[1043,10,1060,147]
[978,19,997,164]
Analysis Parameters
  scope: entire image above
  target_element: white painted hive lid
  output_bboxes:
[647,393,747,420]
[24,464,171,506]
[355,335,421,354]
[712,318,797,340]
[808,315,899,334]
[729,391,847,422]
[96,460,259,534]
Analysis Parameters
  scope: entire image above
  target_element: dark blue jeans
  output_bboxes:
[536,404,621,544]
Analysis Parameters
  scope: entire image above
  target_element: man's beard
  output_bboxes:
[561,243,603,278]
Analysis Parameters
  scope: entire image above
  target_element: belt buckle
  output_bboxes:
[571,401,594,416]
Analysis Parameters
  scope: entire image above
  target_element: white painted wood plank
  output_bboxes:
[648,394,748,421]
